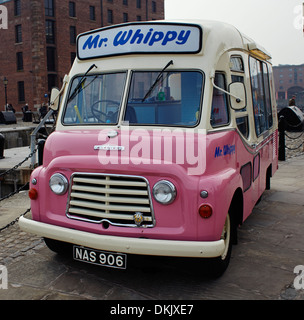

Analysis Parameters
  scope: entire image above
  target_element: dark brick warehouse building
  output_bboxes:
[0,0,164,113]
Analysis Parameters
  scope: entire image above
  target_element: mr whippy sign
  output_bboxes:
[77,22,202,59]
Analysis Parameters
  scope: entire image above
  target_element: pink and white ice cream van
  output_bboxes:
[19,20,278,276]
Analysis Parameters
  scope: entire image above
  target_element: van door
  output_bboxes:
[230,55,250,141]
[229,54,258,211]
[248,56,274,202]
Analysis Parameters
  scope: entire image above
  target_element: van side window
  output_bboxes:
[230,56,244,72]
[236,116,249,139]
[263,63,273,128]
[231,74,249,139]
[249,57,273,136]
[210,73,229,127]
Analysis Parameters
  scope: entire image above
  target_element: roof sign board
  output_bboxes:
[77,23,202,60]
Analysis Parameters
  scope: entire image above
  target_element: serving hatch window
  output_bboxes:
[125,71,203,126]
[249,57,273,136]
[63,72,126,125]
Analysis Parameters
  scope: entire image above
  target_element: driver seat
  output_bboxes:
[125,106,138,123]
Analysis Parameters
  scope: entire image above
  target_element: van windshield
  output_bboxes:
[62,70,203,127]
[63,72,126,125]
[125,71,203,126]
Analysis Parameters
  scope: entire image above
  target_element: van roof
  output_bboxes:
[76,19,272,61]
[178,19,272,61]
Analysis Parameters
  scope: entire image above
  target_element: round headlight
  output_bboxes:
[49,173,69,195]
[153,180,176,205]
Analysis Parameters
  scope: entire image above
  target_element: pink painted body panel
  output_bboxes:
[30,127,278,242]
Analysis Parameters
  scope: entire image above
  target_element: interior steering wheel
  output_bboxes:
[90,100,120,123]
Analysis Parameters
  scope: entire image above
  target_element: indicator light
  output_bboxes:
[28,188,38,200]
[199,204,212,219]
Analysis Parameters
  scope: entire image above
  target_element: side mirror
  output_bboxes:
[50,87,60,111]
[229,82,246,110]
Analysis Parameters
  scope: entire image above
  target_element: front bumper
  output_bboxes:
[19,216,225,258]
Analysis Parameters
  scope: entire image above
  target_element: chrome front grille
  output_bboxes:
[66,173,155,227]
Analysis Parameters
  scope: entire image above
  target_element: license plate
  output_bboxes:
[73,245,127,269]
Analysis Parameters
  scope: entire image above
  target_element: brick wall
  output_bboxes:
[0,0,164,113]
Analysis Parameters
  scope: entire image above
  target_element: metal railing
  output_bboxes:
[30,109,54,167]
[278,115,304,161]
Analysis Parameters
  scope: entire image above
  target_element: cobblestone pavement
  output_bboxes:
[0,157,304,300]
[0,201,304,300]
[0,222,43,266]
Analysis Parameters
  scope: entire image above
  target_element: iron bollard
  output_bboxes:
[278,115,285,161]
[0,133,4,159]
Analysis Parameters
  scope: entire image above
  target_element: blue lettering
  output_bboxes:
[162,31,177,45]
[223,144,236,156]
[113,30,133,46]
[215,145,236,157]
[149,31,164,46]
[82,35,100,50]
[130,29,144,44]
[215,147,222,158]
[98,37,108,47]
[176,30,191,45]
[223,145,228,156]
[81,27,196,54]
[143,28,153,44]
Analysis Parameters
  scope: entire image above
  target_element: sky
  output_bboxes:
[164,0,304,66]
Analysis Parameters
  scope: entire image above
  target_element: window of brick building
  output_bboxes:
[137,0,141,9]
[47,47,56,71]
[108,10,113,24]
[123,13,128,22]
[48,74,57,93]
[152,1,156,12]
[46,20,55,44]
[70,26,76,44]
[69,1,76,17]
[16,52,23,71]
[14,0,21,16]
[18,81,25,102]
[15,25,22,43]
[45,0,54,17]
[90,6,95,21]
[123,0,128,5]
[71,52,76,66]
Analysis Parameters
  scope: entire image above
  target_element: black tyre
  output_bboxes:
[206,213,233,278]
[44,238,72,255]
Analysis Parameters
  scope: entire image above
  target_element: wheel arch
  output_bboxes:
[266,164,272,190]
[228,187,243,244]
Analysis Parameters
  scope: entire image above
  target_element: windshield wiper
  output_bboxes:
[68,64,97,102]
[142,60,173,102]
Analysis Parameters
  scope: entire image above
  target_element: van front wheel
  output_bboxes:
[206,213,232,277]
